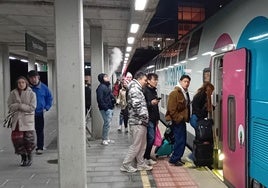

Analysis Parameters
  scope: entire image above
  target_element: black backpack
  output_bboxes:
[195,118,213,142]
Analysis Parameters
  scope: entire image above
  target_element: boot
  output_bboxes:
[26,153,32,166]
[20,154,27,166]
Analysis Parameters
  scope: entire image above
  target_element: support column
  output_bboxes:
[0,44,10,118]
[54,1,86,188]
[28,54,35,71]
[47,60,56,103]
[103,44,109,75]
[90,26,104,139]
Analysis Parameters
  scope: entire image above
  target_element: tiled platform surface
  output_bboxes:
[0,106,227,188]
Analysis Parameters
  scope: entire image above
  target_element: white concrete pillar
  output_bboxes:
[90,26,104,139]
[54,0,87,188]
[0,44,10,118]
[28,54,35,71]
[103,44,109,75]
[47,60,56,96]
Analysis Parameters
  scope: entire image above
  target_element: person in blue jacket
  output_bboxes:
[27,70,53,155]
[96,73,116,145]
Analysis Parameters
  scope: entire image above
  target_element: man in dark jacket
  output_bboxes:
[143,73,160,165]
[96,73,115,145]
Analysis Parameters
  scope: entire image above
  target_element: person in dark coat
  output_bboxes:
[190,82,215,128]
[96,73,116,145]
[143,73,160,165]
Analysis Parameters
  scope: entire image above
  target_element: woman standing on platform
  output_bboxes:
[7,76,36,166]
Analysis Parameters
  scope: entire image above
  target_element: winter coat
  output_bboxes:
[192,91,208,119]
[96,73,115,111]
[118,87,128,110]
[31,81,53,115]
[165,86,189,124]
[143,85,160,124]
[127,79,148,126]
[7,87,36,131]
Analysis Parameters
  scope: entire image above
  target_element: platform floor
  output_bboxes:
[0,106,227,188]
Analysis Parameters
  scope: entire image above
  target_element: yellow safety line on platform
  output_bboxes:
[140,170,151,188]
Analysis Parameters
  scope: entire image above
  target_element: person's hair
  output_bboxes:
[147,73,158,80]
[16,76,29,90]
[197,82,214,94]
[134,71,147,80]
[180,74,191,81]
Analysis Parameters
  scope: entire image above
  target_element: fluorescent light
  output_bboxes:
[21,59,28,63]
[135,0,147,10]
[126,46,132,52]
[130,24,140,33]
[9,56,16,60]
[127,37,135,44]
[125,57,129,61]
[125,53,130,57]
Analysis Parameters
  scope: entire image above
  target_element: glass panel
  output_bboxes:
[228,96,236,151]
[178,36,189,61]
[188,27,203,58]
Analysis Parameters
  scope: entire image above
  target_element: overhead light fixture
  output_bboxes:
[130,24,140,33]
[126,46,132,52]
[127,37,135,44]
[135,0,147,10]
[125,57,129,61]
[9,56,16,60]
[125,53,130,57]
[21,59,29,63]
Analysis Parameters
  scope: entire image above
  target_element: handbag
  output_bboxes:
[153,124,162,147]
[2,111,16,128]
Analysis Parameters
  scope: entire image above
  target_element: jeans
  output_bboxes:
[190,114,198,129]
[144,121,156,160]
[119,109,128,128]
[169,121,186,163]
[100,109,113,140]
[35,114,44,150]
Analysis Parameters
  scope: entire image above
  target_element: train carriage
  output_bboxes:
[140,0,268,187]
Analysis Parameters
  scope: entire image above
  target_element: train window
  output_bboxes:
[227,95,236,151]
[203,68,211,83]
[178,36,190,61]
[188,27,203,58]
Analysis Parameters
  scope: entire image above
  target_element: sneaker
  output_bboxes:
[120,164,137,173]
[117,126,122,132]
[137,164,153,171]
[36,149,43,155]
[125,130,128,133]
[102,140,109,145]
[169,160,185,166]
[146,159,157,165]
[107,139,115,144]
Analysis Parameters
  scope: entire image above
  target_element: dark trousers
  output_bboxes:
[144,121,156,160]
[35,114,44,150]
[169,121,186,163]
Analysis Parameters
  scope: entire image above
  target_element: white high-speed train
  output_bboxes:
[141,0,268,187]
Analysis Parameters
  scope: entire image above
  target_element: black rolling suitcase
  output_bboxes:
[193,140,213,167]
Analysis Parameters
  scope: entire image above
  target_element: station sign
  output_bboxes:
[25,33,47,57]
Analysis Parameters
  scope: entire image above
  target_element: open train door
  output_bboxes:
[222,48,248,188]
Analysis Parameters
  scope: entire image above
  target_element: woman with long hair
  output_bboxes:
[190,82,215,128]
[7,76,36,166]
